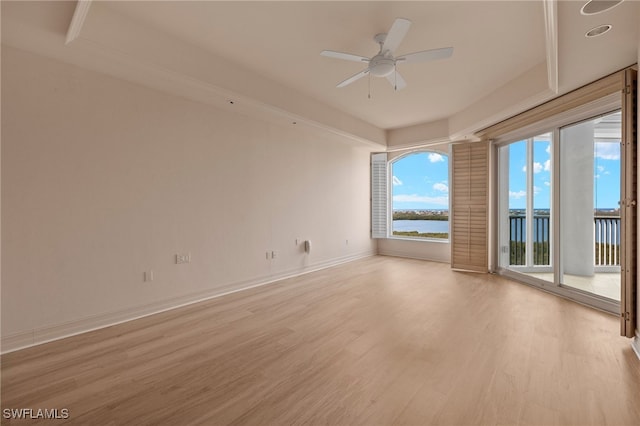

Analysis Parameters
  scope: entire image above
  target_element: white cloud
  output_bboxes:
[544,159,551,171]
[392,176,403,186]
[595,174,600,179]
[433,182,448,193]
[509,190,527,199]
[595,143,620,160]
[534,186,541,195]
[393,194,449,206]
[597,165,605,172]
[523,162,544,174]
[428,153,444,163]
[546,145,551,154]
[544,181,550,186]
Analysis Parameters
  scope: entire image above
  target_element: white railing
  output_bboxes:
[509,215,620,267]
[594,216,620,266]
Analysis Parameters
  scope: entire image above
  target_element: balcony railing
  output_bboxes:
[509,215,620,267]
[594,216,620,266]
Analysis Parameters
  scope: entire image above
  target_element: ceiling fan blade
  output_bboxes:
[336,69,370,88]
[396,47,453,64]
[382,18,411,55]
[386,70,407,91]
[321,50,370,63]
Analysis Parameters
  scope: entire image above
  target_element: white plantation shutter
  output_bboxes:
[371,153,388,238]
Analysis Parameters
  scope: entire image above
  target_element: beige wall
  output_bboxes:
[1,47,376,350]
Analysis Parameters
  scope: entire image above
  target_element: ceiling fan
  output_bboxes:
[321,18,453,91]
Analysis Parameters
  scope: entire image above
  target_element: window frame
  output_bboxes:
[387,149,451,243]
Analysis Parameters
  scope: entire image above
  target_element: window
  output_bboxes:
[390,151,449,240]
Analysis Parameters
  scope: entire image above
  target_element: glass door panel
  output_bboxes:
[559,111,621,300]
[498,132,553,283]
[533,137,552,267]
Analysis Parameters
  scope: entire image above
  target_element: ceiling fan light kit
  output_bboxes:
[369,56,395,77]
[321,18,453,94]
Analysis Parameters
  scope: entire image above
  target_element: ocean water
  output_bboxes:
[392,220,449,234]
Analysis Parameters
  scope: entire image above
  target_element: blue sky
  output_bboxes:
[593,142,621,209]
[391,137,620,212]
[392,152,449,210]
[508,137,620,210]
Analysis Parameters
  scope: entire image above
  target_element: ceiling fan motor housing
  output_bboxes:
[321,18,453,90]
[369,54,395,77]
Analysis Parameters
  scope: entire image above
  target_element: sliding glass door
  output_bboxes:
[497,110,622,309]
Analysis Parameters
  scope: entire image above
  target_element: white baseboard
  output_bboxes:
[632,330,640,361]
[377,248,450,264]
[1,250,375,354]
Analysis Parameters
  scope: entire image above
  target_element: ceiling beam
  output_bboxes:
[543,0,559,93]
[65,0,92,45]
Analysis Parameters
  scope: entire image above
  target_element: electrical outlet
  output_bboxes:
[271,250,277,259]
[176,253,191,264]
[144,270,154,282]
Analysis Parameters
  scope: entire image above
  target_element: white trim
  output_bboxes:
[543,0,559,94]
[526,138,535,267]
[65,0,93,45]
[385,236,449,244]
[384,137,453,152]
[377,250,449,264]
[632,330,640,361]
[1,251,375,354]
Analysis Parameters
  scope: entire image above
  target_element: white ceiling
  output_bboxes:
[104,1,547,130]
[1,1,638,146]
[557,0,638,91]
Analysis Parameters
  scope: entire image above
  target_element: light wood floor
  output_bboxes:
[2,256,640,425]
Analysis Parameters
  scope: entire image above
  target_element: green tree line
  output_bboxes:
[392,231,448,239]
[393,212,449,221]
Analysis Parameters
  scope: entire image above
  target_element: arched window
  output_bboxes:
[390,151,449,240]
